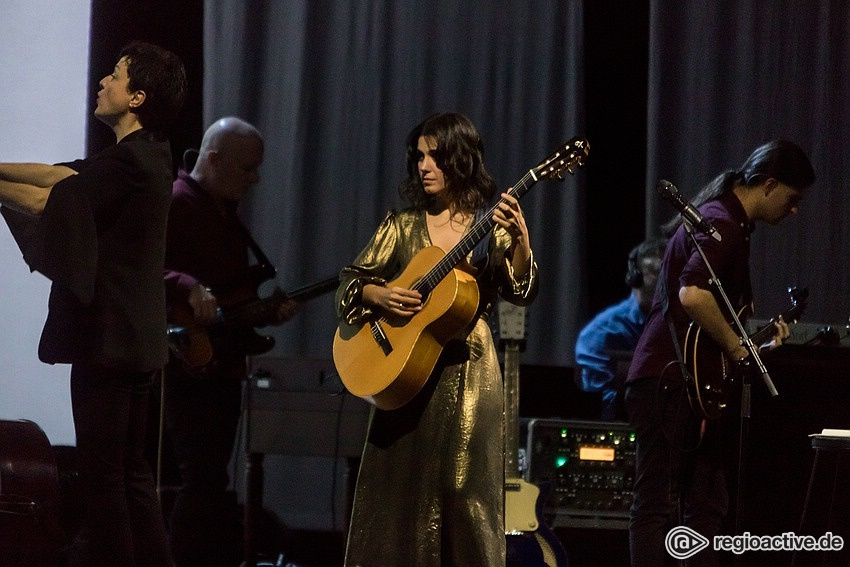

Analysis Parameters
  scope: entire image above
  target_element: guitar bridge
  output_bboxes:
[370,320,393,356]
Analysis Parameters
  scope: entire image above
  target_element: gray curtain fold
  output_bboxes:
[646,0,850,326]
[203,0,587,365]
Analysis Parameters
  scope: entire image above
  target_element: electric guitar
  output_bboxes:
[682,287,808,419]
[500,302,569,567]
[167,267,338,369]
[332,137,590,410]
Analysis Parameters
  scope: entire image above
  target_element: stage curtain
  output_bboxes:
[645,0,850,325]
[202,0,587,365]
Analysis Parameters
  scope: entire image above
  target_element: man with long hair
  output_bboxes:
[625,141,815,566]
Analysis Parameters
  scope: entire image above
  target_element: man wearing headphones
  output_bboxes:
[574,238,667,420]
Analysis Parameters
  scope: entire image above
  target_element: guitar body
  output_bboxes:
[333,246,480,410]
[506,479,569,567]
[167,264,276,368]
[333,138,589,409]
[167,300,216,367]
[506,477,541,532]
[682,287,808,420]
[682,305,749,420]
[168,268,338,372]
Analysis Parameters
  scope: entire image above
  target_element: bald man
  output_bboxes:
[162,117,296,566]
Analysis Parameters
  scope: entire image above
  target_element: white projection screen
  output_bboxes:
[0,0,92,445]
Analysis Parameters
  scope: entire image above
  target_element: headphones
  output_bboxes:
[625,245,644,288]
[625,238,668,289]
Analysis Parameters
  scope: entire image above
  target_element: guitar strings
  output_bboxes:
[413,170,536,296]
[412,142,584,298]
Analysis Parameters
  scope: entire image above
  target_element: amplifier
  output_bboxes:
[245,356,370,458]
[526,419,636,528]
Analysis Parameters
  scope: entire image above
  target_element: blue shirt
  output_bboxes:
[575,294,645,419]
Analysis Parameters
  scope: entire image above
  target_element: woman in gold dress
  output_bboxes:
[336,112,538,566]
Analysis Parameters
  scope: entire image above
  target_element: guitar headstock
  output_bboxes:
[786,286,809,323]
[534,137,590,181]
[498,300,527,342]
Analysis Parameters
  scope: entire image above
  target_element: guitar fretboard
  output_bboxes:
[412,169,538,297]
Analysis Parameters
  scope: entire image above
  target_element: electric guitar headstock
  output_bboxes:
[785,286,809,324]
[498,301,528,347]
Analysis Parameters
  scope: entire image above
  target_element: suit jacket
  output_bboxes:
[2,129,173,371]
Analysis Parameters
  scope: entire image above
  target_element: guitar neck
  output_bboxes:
[744,297,806,350]
[218,276,339,329]
[414,170,538,297]
[410,136,590,298]
[749,321,774,347]
[218,294,281,328]
[503,341,521,476]
[287,276,339,303]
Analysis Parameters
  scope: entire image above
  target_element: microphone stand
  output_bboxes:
[681,220,778,547]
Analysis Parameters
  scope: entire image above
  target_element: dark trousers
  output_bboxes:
[69,363,172,567]
[625,376,729,567]
[163,362,242,567]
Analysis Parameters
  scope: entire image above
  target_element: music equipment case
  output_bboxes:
[526,419,636,529]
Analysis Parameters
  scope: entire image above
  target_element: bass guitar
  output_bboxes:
[682,287,808,420]
[499,302,569,567]
[167,267,338,369]
[333,137,589,410]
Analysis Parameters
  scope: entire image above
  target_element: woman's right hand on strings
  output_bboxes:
[363,283,422,316]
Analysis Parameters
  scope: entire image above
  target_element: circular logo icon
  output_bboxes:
[665,526,710,560]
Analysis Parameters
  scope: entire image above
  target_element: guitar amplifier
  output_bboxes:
[239,357,371,536]
[526,419,636,529]
[245,356,370,457]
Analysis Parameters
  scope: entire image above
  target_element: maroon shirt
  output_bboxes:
[627,190,754,382]
[163,171,252,307]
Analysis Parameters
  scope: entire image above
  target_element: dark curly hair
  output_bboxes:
[662,140,815,235]
[398,112,498,214]
[119,41,187,133]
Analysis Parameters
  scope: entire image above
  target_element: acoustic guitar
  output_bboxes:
[682,287,808,420]
[167,267,338,369]
[333,137,589,410]
[499,302,569,567]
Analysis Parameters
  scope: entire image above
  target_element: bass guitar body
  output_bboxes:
[168,264,276,368]
[333,246,480,410]
[168,267,339,371]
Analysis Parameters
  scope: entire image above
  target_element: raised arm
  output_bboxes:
[0,163,77,215]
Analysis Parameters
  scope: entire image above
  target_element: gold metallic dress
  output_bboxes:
[337,209,538,567]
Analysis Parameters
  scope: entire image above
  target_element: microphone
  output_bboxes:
[657,179,722,241]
